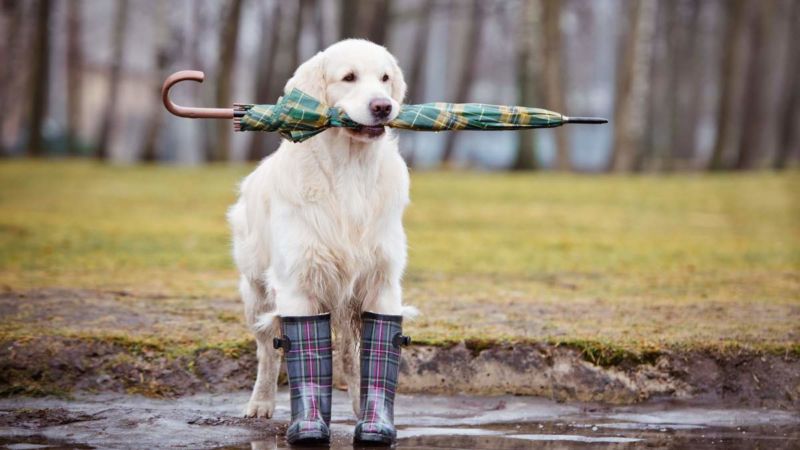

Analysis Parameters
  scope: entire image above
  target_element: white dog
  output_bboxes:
[228,39,416,419]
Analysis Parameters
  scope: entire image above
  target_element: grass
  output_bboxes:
[0,160,798,356]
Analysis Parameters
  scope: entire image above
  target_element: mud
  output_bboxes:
[2,334,798,409]
[1,288,799,408]
[0,391,797,449]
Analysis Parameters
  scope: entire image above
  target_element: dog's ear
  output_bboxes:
[389,55,407,104]
[284,51,327,101]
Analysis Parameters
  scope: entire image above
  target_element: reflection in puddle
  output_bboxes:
[508,433,642,443]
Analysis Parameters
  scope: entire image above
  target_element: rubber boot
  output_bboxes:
[353,312,411,445]
[273,313,332,445]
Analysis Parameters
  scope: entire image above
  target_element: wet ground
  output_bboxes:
[0,390,797,449]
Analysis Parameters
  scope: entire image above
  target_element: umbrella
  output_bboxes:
[163,70,606,143]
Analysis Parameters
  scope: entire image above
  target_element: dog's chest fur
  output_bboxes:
[291,136,402,302]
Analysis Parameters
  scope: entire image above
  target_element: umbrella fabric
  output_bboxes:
[235,88,566,143]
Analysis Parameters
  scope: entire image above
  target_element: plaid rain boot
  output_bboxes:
[353,312,411,445]
[273,313,333,445]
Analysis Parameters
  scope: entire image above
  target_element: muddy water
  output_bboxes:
[0,390,797,449]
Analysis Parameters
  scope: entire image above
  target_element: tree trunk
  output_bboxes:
[340,0,358,39]
[675,0,704,169]
[96,0,129,160]
[140,2,172,163]
[314,0,325,50]
[367,0,391,45]
[440,0,484,166]
[773,0,799,170]
[735,1,771,170]
[540,0,570,170]
[610,0,653,172]
[512,0,540,171]
[248,0,283,162]
[406,0,433,104]
[289,0,303,72]
[210,0,243,162]
[27,0,52,157]
[708,0,748,171]
[0,0,23,156]
[66,0,83,156]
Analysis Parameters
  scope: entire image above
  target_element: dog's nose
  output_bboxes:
[369,98,392,119]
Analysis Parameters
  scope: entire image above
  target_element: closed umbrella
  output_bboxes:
[163,70,606,143]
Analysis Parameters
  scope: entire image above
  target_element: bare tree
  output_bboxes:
[340,0,358,39]
[27,0,52,157]
[735,0,772,170]
[774,1,800,169]
[248,0,284,162]
[96,0,129,160]
[290,1,304,72]
[66,0,83,155]
[609,0,656,172]
[140,2,175,163]
[708,0,748,170]
[367,0,392,45]
[512,0,540,171]
[441,0,484,166]
[406,0,434,104]
[673,0,705,170]
[209,0,243,162]
[540,0,570,170]
[0,0,23,156]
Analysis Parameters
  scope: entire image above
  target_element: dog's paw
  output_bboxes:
[349,389,361,418]
[244,399,275,418]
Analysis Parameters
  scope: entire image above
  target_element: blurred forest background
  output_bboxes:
[0,0,798,171]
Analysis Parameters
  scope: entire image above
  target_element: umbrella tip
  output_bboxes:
[565,116,608,124]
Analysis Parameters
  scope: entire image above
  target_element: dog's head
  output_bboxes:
[284,39,407,142]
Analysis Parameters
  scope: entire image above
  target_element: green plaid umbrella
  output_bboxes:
[234,88,606,143]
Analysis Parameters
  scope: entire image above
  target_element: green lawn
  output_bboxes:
[1,160,798,355]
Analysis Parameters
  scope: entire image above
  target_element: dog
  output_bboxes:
[228,39,416,419]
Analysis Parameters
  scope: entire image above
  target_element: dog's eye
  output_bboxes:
[342,73,356,82]
[382,74,390,82]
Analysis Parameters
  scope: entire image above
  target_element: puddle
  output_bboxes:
[0,390,797,449]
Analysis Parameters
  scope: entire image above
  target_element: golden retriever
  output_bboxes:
[228,39,416,418]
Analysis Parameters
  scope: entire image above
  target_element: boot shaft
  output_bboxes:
[278,313,333,424]
[358,312,405,426]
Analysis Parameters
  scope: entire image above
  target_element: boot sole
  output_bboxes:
[287,431,330,446]
[354,432,394,446]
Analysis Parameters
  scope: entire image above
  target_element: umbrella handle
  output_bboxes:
[161,70,236,119]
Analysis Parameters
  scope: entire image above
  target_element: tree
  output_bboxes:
[773,1,800,169]
[512,0,540,171]
[66,0,83,155]
[540,0,570,170]
[708,0,748,171]
[209,0,243,162]
[96,0,129,160]
[735,1,772,170]
[441,0,484,166]
[248,0,284,162]
[673,0,705,170]
[406,0,434,104]
[0,0,23,156]
[140,2,175,163]
[367,0,391,46]
[340,0,358,39]
[27,0,52,157]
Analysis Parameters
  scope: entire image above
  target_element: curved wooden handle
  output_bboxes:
[161,70,234,119]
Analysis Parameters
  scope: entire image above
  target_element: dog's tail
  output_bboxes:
[401,305,420,321]
[252,311,280,334]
